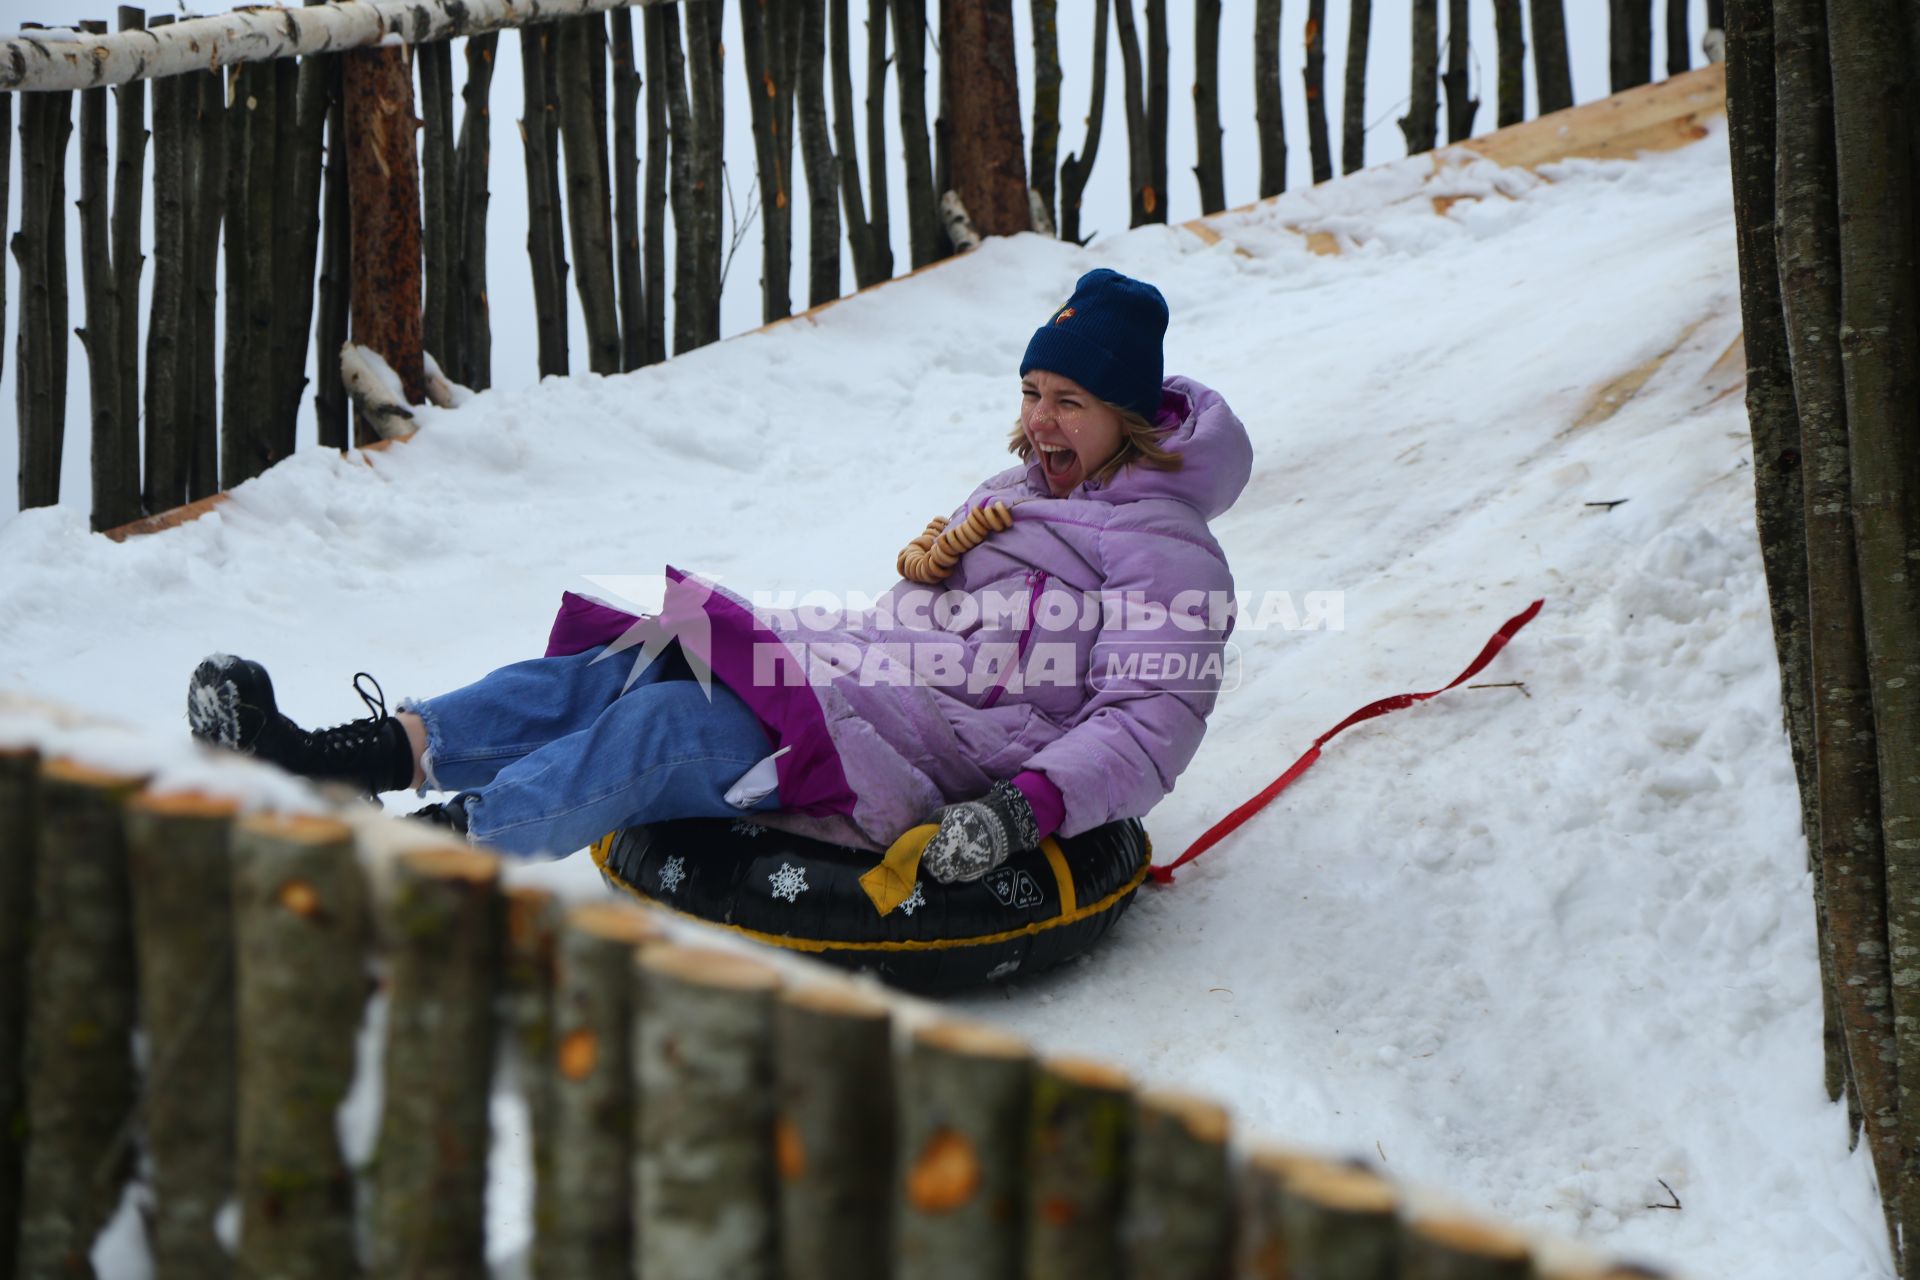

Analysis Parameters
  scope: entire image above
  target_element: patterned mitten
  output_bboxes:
[920,780,1042,884]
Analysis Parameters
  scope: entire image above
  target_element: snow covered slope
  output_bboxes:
[0,107,1888,1276]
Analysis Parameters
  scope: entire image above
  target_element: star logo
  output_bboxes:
[580,571,721,700]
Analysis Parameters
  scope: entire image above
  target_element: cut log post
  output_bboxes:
[896,1021,1033,1280]
[634,945,783,1279]
[774,985,895,1280]
[522,24,571,378]
[145,21,188,513]
[1341,0,1370,173]
[231,812,369,1280]
[1241,1147,1330,1278]
[556,14,622,374]
[1252,0,1284,197]
[1529,0,1574,113]
[79,22,135,533]
[1303,0,1331,183]
[419,38,456,380]
[1493,0,1525,128]
[1399,1217,1535,1280]
[1024,1057,1131,1280]
[642,5,670,363]
[1112,0,1154,221]
[346,45,427,443]
[1442,0,1477,143]
[1123,1089,1234,1279]
[1192,0,1224,212]
[186,68,224,496]
[1028,0,1061,230]
[370,848,501,1279]
[14,84,74,511]
[612,12,644,370]
[0,750,39,1277]
[501,886,562,1251]
[537,902,664,1279]
[798,0,842,304]
[890,0,943,267]
[455,32,498,390]
[1400,0,1439,154]
[125,790,241,1280]
[112,7,145,477]
[13,760,147,1278]
[1058,0,1108,244]
[316,55,351,446]
[1266,1159,1399,1279]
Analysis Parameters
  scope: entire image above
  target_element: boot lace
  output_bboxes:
[304,674,394,788]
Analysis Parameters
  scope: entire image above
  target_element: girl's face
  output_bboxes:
[1020,370,1125,497]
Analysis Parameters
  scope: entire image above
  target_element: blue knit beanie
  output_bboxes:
[1020,269,1169,421]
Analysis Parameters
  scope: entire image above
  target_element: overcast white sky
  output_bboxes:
[0,0,1715,509]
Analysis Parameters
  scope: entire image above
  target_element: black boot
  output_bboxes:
[188,655,415,796]
[408,794,472,837]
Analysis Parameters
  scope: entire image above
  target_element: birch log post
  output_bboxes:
[896,1021,1033,1280]
[1401,1218,1535,1280]
[1058,0,1108,244]
[371,848,502,1279]
[538,902,663,1280]
[346,45,427,443]
[1024,1057,1131,1280]
[635,946,783,1280]
[612,12,645,370]
[14,85,73,511]
[145,24,187,512]
[1341,0,1370,173]
[79,23,134,532]
[890,0,942,268]
[557,14,623,374]
[1124,1089,1234,1279]
[231,813,369,1280]
[13,760,147,1278]
[113,7,144,467]
[456,32,498,389]
[1252,0,1284,198]
[0,750,37,1277]
[186,68,224,495]
[1192,0,1224,213]
[521,24,571,378]
[774,986,895,1280]
[125,791,240,1280]
[502,886,562,1249]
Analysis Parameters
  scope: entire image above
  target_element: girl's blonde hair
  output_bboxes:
[1008,400,1184,488]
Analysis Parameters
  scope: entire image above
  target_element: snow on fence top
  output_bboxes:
[0,0,699,93]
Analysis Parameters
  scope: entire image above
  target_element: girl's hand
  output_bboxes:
[920,780,1041,884]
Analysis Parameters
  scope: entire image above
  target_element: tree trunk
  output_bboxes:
[1110,0,1154,224]
[455,32,498,388]
[1827,0,1920,1261]
[798,0,842,304]
[231,813,368,1280]
[943,0,1032,236]
[1399,1218,1533,1278]
[613,12,645,370]
[143,25,185,511]
[833,0,886,285]
[125,791,240,1280]
[345,46,426,445]
[222,62,280,483]
[671,0,724,349]
[13,761,146,1278]
[1665,0,1689,76]
[1341,0,1371,173]
[14,88,72,510]
[1145,0,1168,221]
[0,751,37,1278]
[635,946,783,1279]
[895,1022,1033,1280]
[740,0,794,322]
[1123,1090,1234,1278]
[538,903,662,1279]
[112,8,144,487]
[1442,0,1476,143]
[662,4,699,350]
[891,0,942,267]
[556,15,622,375]
[863,0,893,273]
[1528,0,1573,114]
[1609,0,1653,93]
[0,93,8,390]
[1303,0,1332,183]
[1029,0,1061,229]
[316,56,350,447]
[1024,1058,1131,1279]
[79,32,134,532]
[1253,0,1285,197]
[1400,0,1439,154]
[521,24,571,379]
[774,987,895,1280]
[643,6,670,364]
[371,849,500,1280]
[1058,0,1109,243]
[420,39,456,375]
[1191,0,1225,212]
[1493,0,1524,128]
[1771,0,1865,1134]
[186,70,223,495]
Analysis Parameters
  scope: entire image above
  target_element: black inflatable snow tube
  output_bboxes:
[591,818,1151,995]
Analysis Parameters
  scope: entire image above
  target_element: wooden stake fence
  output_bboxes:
[0,738,1687,1278]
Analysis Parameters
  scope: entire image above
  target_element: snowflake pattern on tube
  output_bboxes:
[768,862,809,903]
[899,881,926,916]
[657,855,686,895]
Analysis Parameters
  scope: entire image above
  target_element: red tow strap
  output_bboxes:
[1149,598,1545,885]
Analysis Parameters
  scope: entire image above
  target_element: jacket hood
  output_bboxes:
[1021,374,1252,520]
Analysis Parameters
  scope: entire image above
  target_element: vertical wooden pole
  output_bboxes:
[1400,0,1439,154]
[0,750,38,1279]
[1029,0,1062,230]
[186,69,224,497]
[521,24,571,379]
[538,903,662,1279]
[125,791,240,1280]
[1665,0,1689,74]
[345,45,427,442]
[635,946,782,1279]
[456,32,499,390]
[890,0,942,267]
[145,19,187,513]
[941,0,1030,237]
[1342,0,1371,173]
[1123,1090,1234,1279]
[1059,0,1108,244]
[1023,1058,1131,1279]
[371,849,501,1278]
[1145,0,1168,218]
[1252,0,1285,197]
[113,8,145,468]
[896,1022,1032,1280]
[1443,0,1477,142]
[231,813,367,1280]
[315,55,350,447]
[684,0,725,345]
[1493,0,1525,128]
[13,761,147,1278]
[1112,0,1154,221]
[281,5,331,445]
[419,39,456,376]
[739,0,795,322]
[221,62,275,485]
[1303,0,1332,182]
[0,93,9,389]
[833,0,887,283]
[863,0,893,273]
[1609,0,1654,92]
[1529,0,1574,113]
[556,15,623,375]
[500,886,561,1253]
[14,84,73,511]
[612,12,646,370]
[798,0,842,303]
[662,2,700,352]
[774,986,895,1280]
[79,21,134,532]
[643,5,670,364]
[1192,0,1225,212]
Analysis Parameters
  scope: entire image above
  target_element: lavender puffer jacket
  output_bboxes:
[547,375,1252,851]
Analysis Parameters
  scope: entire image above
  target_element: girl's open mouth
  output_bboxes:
[1038,442,1078,485]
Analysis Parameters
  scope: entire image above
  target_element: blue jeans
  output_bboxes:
[402,644,780,858]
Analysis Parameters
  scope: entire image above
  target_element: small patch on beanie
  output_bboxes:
[1052,305,1075,325]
